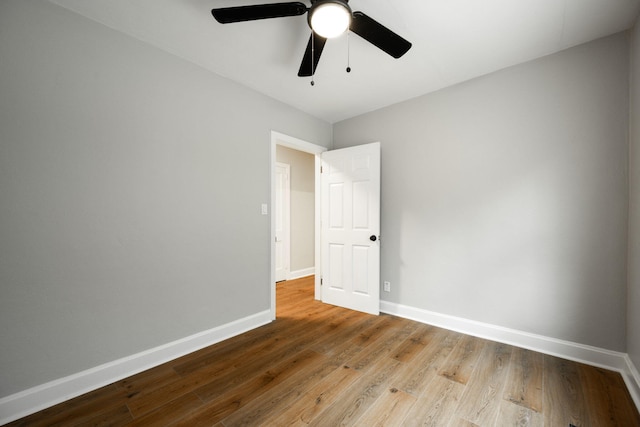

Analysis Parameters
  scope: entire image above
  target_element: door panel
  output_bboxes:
[328,243,344,289]
[321,142,380,315]
[329,183,344,227]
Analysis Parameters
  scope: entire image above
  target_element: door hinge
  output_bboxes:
[320,277,323,285]
[320,165,323,173]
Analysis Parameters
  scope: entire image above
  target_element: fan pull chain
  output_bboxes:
[346,30,351,73]
[310,30,315,86]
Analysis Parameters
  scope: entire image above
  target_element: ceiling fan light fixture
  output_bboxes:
[309,1,351,39]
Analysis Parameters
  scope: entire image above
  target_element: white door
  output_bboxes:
[275,162,290,282]
[321,142,380,315]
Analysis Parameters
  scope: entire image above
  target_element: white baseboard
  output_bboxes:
[623,355,640,411]
[380,300,640,411]
[0,310,272,425]
[288,267,315,280]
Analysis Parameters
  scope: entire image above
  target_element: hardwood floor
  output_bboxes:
[8,275,640,426]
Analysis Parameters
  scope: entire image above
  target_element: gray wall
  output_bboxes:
[275,146,315,273]
[629,19,640,371]
[334,33,629,351]
[0,0,331,397]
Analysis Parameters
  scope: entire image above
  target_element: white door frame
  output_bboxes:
[270,131,327,319]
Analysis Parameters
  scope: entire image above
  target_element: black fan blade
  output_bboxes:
[349,11,411,58]
[212,2,307,24]
[298,33,327,77]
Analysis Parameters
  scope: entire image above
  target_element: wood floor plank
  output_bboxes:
[126,392,203,427]
[393,328,462,396]
[401,375,464,426]
[345,316,418,373]
[218,349,328,426]
[192,323,331,402]
[349,313,407,347]
[193,344,323,402]
[447,419,480,427]
[455,341,512,426]
[278,302,342,324]
[392,323,439,363]
[171,327,280,376]
[308,309,376,356]
[74,404,133,427]
[543,354,592,427]
[169,376,267,426]
[126,362,227,417]
[267,361,362,426]
[219,344,362,426]
[496,400,543,426]
[356,387,417,427]
[306,357,403,426]
[8,276,640,426]
[502,346,543,412]
[117,365,182,399]
[437,334,486,385]
[577,363,640,426]
[172,348,326,426]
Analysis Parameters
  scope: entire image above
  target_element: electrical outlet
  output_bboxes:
[383,281,391,292]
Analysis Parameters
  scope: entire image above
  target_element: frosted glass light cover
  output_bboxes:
[310,3,351,38]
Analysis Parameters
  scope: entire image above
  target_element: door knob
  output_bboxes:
[370,235,377,242]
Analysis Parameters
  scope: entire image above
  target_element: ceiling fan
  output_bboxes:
[211,0,412,77]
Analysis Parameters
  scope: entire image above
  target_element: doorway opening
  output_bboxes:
[270,131,327,319]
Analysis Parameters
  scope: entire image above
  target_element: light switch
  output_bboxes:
[261,203,268,215]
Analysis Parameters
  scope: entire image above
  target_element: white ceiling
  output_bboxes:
[49,0,640,123]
